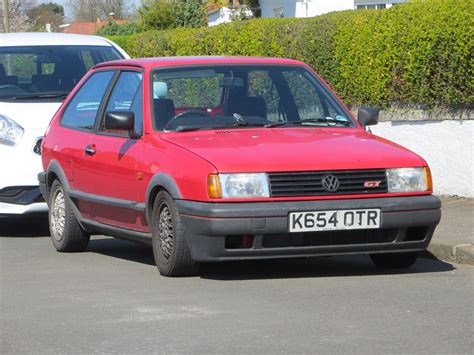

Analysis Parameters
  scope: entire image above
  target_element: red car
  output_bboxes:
[39,57,441,276]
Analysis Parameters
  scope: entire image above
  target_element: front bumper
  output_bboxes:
[0,186,47,216]
[177,195,441,262]
[0,127,46,216]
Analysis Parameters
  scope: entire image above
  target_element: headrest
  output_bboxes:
[153,81,168,98]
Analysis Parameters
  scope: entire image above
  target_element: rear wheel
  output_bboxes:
[49,180,89,252]
[151,191,197,277]
[370,252,418,269]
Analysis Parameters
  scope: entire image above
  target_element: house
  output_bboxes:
[62,18,127,35]
[259,0,407,18]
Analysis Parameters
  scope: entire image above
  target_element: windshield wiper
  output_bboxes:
[9,92,69,100]
[265,118,351,128]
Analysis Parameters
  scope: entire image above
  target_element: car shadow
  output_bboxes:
[87,236,455,280]
[0,214,50,237]
[88,237,156,266]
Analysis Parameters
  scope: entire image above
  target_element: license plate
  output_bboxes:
[289,209,381,232]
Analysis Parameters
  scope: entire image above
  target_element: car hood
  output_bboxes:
[159,128,425,172]
[0,101,62,130]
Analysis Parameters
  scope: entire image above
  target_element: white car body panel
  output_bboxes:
[0,33,129,216]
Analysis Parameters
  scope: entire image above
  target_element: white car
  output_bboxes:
[0,32,129,216]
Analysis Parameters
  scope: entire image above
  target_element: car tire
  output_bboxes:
[151,191,198,277]
[48,180,90,252]
[370,252,418,269]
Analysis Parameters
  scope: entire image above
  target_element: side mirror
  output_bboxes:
[357,107,380,129]
[105,111,135,133]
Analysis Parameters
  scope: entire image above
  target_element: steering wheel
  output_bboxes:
[164,110,212,130]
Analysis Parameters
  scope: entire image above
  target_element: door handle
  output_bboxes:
[84,144,96,156]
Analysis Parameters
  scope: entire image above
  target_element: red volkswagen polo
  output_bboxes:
[39,57,441,276]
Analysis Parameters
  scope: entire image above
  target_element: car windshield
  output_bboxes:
[0,45,122,101]
[151,65,355,132]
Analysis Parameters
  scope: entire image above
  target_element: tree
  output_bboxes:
[66,0,125,22]
[138,0,174,30]
[96,20,137,35]
[1,0,36,32]
[138,0,206,31]
[242,0,260,17]
[173,0,206,28]
[27,2,64,32]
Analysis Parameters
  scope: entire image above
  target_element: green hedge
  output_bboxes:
[110,0,473,109]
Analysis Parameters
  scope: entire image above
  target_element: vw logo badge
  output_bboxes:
[322,175,340,192]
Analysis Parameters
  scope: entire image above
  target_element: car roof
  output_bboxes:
[0,32,115,47]
[93,56,307,70]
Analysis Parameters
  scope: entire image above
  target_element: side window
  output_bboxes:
[101,71,143,134]
[61,71,114,131]
[248,71,281,121]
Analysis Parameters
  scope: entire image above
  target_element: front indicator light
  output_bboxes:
[207,174,222,199]
[424,166,433,191]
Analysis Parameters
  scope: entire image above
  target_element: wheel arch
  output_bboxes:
[44,160,71,201]
[145,173,182,226]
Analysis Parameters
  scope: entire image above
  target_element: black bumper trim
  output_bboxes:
[38,172,48,203]
[0,186,44,205]
[176,195,441,218]
[176,195,441,262]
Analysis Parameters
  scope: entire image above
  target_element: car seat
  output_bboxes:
[0,64,18,85]
[154,98,176,130]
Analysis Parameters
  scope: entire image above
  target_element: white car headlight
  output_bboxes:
[208,173,270,198]
[386,168,429,192]
[0,114,24,146]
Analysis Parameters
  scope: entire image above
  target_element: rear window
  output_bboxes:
[0,45,122,101]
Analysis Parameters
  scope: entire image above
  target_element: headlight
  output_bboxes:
[207,173,270,198]
[0,114,24,146]
[386,167,432,192]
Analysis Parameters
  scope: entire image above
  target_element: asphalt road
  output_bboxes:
[1,217,473,354]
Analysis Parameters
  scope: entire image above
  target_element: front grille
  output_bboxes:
[268,169,387,197]
[262,229,398,248]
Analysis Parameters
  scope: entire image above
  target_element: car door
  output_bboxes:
[58,70,116,221]
[80,70,145,231]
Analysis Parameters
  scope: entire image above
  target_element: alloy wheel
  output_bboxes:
[158,204,174,259]
[50,188,66,241]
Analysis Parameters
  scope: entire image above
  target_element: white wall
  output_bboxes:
[208,7,232,27]
[260,0,354,18]
[372,120,474,197]
[304,0,354,17]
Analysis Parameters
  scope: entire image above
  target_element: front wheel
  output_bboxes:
[49,180,90,252]
[370,252,418,269]
[151,191,198,277]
